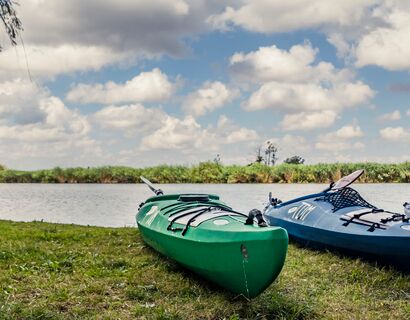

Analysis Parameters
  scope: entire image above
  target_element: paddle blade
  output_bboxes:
[332,169,364,190]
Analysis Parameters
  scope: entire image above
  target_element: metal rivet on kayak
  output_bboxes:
[241,244,248,260]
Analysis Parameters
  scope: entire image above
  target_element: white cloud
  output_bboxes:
[0,80,89,139]
[229,43,374,113]
[141,115,258,151]
[230,43,318,84]
[225,127,259,144]
[378,110,401,121]
[92,104,167,136]
[19,0,222,56]
[67,69,174,105]
[0,79,99,167]
[245,81,373,112]
[315,125,364,151]
[380,127,410,141]
[182,81,238,117]
[355,7,410,70]
[0,1,229,79]
[0,45,131,80]
[280,111,338,131]
[406,109,410,116]
[209,1,410,72]
[209,0,378,33]
[334,125,364,139]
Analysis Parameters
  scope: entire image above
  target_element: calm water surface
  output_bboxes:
[0,184,409,227]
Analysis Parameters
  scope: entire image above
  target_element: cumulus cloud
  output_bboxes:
[0,1,228,79]
[209,1,410,72]
[0,45,131,80]
[92,104,167,136]
[407,109,410,116]
[334,125,363,139]
[20,0,223,55]
[141,115,258,151]
[315,125,364,151]
[229,43,374,113]
[0,80,89,140]
[245,81,373,112]
[378,110,401,121]
[380,127,410,141]
[67,69,174,105]
[280,111,338,131]
[0,80,90,141]
[208,0,378,33]
[0,79,98,168]
[230,43,319,84]
[182,81,238,117]
[355,6,410,70]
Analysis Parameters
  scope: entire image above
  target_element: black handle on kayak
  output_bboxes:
[140,176,164,196]
[245,209,267,227]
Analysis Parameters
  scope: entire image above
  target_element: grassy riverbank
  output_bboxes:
[0,220,409,319]
[1,162,410,184]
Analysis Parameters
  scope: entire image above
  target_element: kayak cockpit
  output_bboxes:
[144,193,220,204]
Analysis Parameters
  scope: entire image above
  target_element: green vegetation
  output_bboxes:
[1,162,410,183]
[0,220,408,319]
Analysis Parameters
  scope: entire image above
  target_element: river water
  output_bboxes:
[0,183,409,227]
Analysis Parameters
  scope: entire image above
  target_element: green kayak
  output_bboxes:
[136,178,288,298]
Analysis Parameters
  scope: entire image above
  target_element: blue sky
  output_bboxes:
[1,0,410,169]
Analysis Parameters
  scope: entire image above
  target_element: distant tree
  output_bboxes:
[284,156,305,165]
[0,163,6,170]
[213,154,221,165]
[255,146,264,164]
[264,141,278,166]
[0,0,22,51]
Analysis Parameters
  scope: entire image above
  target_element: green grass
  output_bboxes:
[0,221,409,319]
[1,161,410,183]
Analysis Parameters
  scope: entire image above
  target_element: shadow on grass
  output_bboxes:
[140,245,316,320]
[290,239,410,274]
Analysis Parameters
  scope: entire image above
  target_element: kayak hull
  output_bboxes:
[266,215,410,267]
[137,194,288,298]
[263,189,410,271]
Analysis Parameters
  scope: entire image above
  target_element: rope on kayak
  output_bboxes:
[167,207,211,233]
[166,204,264,236]
[181,207,213,236]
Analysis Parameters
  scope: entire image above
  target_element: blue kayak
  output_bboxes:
[263,170,410,269]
